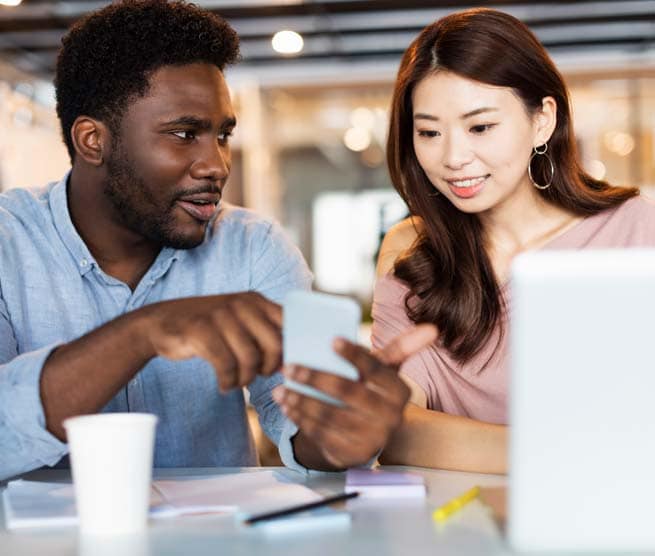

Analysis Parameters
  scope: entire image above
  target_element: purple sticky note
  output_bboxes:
[345,469,426,498]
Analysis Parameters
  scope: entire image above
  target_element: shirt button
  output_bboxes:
[130,378,139,387]
[80,258,88,267]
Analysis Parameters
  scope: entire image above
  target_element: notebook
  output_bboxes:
[2,470,321,530]
[508,249,655,551]
[248,506,351,536]
[345,469,426,498]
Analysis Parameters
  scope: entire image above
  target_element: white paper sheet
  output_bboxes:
[3,470,321,530]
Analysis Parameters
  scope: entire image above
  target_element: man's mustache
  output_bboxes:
[173,184,222,201]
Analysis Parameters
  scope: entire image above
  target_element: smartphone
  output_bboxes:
[282,290,361,405]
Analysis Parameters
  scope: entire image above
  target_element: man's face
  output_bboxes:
[103,63,235,249]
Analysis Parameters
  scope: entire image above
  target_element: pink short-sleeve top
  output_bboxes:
[371,195,655,424]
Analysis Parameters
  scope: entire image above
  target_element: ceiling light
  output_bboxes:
[587,159,606,180]
[343,127,371,152]
[272,30,304,55]
[603,130,635,157]
[0,0,23,6]
[350,107,375,130]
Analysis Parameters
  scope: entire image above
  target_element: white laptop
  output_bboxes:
[508,248,655,552]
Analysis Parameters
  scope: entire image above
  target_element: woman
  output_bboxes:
[372,8,655,473]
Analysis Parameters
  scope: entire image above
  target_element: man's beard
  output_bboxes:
[103,142,205,250]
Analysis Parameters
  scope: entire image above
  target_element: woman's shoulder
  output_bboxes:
[376,216,424,277]
[618,192,655,217]
[600,193,655,237]
[572,193,655,249]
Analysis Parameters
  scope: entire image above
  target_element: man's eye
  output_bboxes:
[218,130,233,142]
[173,130,195,140]
[470,124,496,134]
[417,130,440,138]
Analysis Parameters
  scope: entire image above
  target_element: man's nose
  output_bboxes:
[190,140,230,182]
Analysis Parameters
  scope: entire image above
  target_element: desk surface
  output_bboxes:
[0,466,511,556]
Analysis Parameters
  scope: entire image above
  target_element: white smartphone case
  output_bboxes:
[282,290,361,405]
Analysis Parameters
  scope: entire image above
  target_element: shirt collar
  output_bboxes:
[49,171,180,278]
[50,172,96,276]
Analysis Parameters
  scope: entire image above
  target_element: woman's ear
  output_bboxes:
[70,116,110,166]
[534,96,557,147]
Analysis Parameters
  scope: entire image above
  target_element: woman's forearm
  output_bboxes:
[380,403,507,474]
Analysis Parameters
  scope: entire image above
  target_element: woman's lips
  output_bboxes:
[446,175,489,199]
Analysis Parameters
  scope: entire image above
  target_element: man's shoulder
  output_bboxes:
[0,183,53,209]
[0,182,57,232]
[208,203,283,249]
[195,203,284,264]
[213,203,275,232]
[199,203,311,297]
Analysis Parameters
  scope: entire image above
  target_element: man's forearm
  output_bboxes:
[380,403,507,474]
[40,308,156,441]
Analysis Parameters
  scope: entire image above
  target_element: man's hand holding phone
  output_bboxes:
[275,291,437,469]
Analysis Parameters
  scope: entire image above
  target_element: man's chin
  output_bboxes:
[161,229,206,250]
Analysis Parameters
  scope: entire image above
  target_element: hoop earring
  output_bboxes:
[528,143,554,190]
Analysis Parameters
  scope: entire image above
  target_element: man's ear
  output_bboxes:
[70,116,111,166]
[533,96,557,147]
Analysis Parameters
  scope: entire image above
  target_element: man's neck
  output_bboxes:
[67,165,161,290]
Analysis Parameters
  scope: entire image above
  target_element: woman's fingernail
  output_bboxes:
[295,367,310,382]
[333,338,346,351]
[272,387,284,403]
[282,364,295,378]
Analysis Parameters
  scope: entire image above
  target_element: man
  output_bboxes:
[0,0,436,480]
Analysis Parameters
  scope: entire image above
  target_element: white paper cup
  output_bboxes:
[63,412,158,536]
[78,531,150,556]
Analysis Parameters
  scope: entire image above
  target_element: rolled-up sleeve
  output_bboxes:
[247,373,307,474]
[0,298,67,480]
[248,219,312,474]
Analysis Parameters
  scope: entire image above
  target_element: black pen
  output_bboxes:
[244,491,360,525]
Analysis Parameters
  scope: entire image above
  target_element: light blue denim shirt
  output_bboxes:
[0,174,313,480]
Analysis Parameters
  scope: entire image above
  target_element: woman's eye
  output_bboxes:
[470,124,496,134]
[417,130,440,138]
[173,130,195,140]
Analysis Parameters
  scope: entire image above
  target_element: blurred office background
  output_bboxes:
[2,0,655,309]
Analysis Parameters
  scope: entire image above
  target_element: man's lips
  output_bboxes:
[175,191,221,222]
[176,200,218,222]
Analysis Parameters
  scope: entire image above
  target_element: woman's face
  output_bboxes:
[411,71,552,215]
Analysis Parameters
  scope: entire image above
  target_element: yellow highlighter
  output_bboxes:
[432,485,480,523]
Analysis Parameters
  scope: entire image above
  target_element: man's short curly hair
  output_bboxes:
[55,0,240,162]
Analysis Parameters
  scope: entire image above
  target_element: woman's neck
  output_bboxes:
[479,183,582,281]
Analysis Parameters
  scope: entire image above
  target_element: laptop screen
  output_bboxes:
[508,248,655,551]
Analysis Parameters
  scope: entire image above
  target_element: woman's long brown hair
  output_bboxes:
[387,8,639,363]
